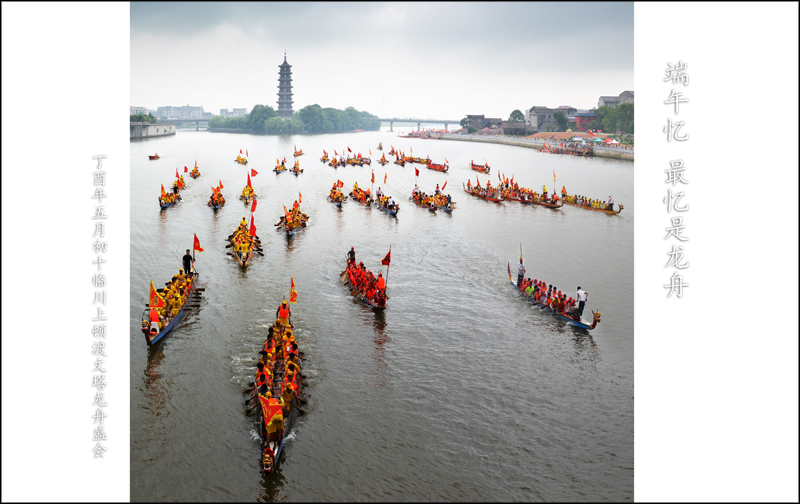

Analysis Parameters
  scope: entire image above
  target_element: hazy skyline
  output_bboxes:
[131,2,633,119]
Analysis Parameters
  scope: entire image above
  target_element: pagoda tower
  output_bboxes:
[277,52,294,119]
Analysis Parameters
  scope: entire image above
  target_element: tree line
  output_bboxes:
[207,104,381,135]
[130,113,157,123]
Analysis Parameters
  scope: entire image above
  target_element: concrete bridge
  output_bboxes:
[156,119,211,131]
[361,117,461,132]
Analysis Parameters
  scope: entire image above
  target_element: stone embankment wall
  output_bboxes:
[130,122,176,140]
[435,134,634,161]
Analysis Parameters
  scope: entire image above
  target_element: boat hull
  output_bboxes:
[563,200,623,214]
[507,274,594,330]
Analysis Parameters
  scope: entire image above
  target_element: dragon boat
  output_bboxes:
[141,277,199,346]
[470,162,490,173]
[148,154,160,160]
[274,164,287,174]
[340,261,387,310]
[463,183,503,202]
[374,197,399,216]
[507,263,601,330]
[563,199,623,215]
[426,162,449,172]
[530,198,564,209]
[293,147,304,157]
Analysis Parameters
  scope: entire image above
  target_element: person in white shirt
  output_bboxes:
[607,196,614,211]
[576,286,588,318]
[517,258,526,288]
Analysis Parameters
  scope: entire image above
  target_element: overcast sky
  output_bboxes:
[131,2,633,119]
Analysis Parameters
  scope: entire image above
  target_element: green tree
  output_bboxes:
[553,111,569,131]
[509,110,525,122]
[614,103,634,133]
[467,126,478,134]
[130,113,156,123]
[460,117,468,128]
[296,104,328,133]
[247,104,277,132]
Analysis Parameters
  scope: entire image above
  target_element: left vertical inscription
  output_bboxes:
[91,154,109,457]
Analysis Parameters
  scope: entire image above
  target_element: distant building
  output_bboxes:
[154,105,208,120]
[598,91,634,108]
[465,114,502,129]
[574,112,597,131]
[130,106,149,116]
[277,52,294,119]
[501,121,527,135]
[525,106,558,131]
[232,108,248,117]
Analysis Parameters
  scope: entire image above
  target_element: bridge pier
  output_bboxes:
[417,122,421,131]
[444,123,448,131]
[196,121,199,131]
[389,121,393,132]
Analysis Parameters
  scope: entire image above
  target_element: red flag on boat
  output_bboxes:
[369,149,372,155]
[289,276,297,303]
[347,146,352,153]
[259,396,283,425]
[477,176,481,187]
[338,180,344,188]
[184,166,188,173]
[175,168,179,178]
[219,180,224,189]
[249,216,257,237]
[415,167,419,177]
[442,181,447,190]
[283,204,288,216]
[240,149,242,154]
[247,172,252,188]
[250,199,257,213]
[334,150,338,156]
[299,192,302,204]
[371,172,375,184]
[161,184,166,195]
[445,157,449,164]
[498,172,502,182]
[193,233,204,252]
[381,249,391,266]
[246,149,248,157]
[150,281,165,309]
[560,141,564,148]
[251,169,258,177]
[283,157,287,164]
[553,169,556,182]
[384,173,387,184]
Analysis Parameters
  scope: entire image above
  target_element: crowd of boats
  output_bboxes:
[143,137,615,473]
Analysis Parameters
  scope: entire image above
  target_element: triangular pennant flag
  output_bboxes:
[415,167,419,177]
[247,172,252,188]
[442,181,447,190]
[251,169,258,177]
[249,216,257,237]
[193,233,204,252]
[219,180,224,189]
[240,149,243,154]
[553,169,556,182]
[194,160,198,169]
[150,281,165,308]
[371,172,375,184]
[176,168,179,179]
[445,157,449,164]
[184,166,188,173]
[251,199,257,213]
[246,149,249,157]
[289,276,297,303]
[384,173,387,184]
[381,249,391,266]
[161,184,166,196]
[299,192,302,204]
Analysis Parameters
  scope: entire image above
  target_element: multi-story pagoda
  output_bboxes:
[277,52,293,119]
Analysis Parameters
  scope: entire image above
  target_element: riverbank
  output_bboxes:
[434,133,634,161]
[130,122,176,140]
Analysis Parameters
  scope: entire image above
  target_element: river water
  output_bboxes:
[130,128,633,502]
